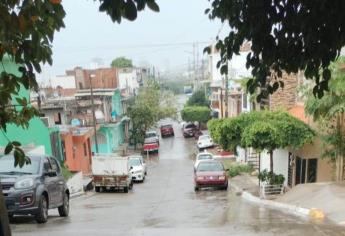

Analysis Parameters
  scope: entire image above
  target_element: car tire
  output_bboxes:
[141,176,145,183]
[172,133,175,136]
[129,181,133,190]
[124,186,129,193]
[222,182,228,191]
[194,186,199,192]
[95,186,101,192]
[35,195,48,223]
[58,192,69,217]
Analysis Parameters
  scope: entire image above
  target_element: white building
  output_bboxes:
[117,68,140,95]
[40,75,76,89]
[207,42,252,117]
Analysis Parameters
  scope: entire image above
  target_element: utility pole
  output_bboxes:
[224,60,229,118]
[89,74,99,153]
[193,43,196,91]
[196,42,199,89]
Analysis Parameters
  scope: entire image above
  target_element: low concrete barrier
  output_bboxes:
[67,172,84,198]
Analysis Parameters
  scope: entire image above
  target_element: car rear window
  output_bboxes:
[185,124,196,129]
[197,154,213,160]
[145,132,156,138]
[161,125,172,128]
[197,162,223,172]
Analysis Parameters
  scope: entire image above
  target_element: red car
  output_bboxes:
[160,124,174,138]
[143,141,159,153]
[194,160,228,191]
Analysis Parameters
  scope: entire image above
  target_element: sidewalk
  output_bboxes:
[276,182,345,225]
[230,174,345,225]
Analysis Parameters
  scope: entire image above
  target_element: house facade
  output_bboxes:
[207,42,252,118]
[257,74,334,187]
[60,126,93,174]
[0,56,63,161]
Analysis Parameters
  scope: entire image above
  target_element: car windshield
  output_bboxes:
[197,162,223,172]
[197,154,213,160]
[185,124,196,129]
[129,158,141,167]
[199,135,210,140]
[145,132,156,138]
[0,157,40,175]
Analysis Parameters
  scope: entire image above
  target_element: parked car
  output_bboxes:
[143,141,159,153]
[197,134,214,150]
[0,154,70,223]
[160,124,174,137]
[194,160,228,191]
[92,155,133,193]
[194,151,214,170]
[183,123,199,138]
[129,156,147,182]
[145,131,159,144]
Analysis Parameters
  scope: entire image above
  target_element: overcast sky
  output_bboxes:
[38,0,226,80]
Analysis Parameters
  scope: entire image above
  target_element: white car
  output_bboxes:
[129,156,147,182]
[194,151,214,170]
[145,131,159,144]
[197,135,214,150]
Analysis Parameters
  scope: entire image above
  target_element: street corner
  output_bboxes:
[309,208,325,221]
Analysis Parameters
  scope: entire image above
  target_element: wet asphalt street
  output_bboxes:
[10,120,345,236]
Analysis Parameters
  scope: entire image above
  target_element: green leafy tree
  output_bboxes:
[186,90,209,107]
[242,121,280,172]
[181,106,211,125]
[304,57,345,181]
[205,1,345,100]
[110,57,133,68]
[208,111,315,172]
[127,81,177,147]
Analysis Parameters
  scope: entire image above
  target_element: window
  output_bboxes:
[83,142,88,156]
[49,157,61,174]
[242,93,248,109]
[43,158,52,173]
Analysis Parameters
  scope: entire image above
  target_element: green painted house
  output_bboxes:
[0,56,63,160]
[92,89,125,153]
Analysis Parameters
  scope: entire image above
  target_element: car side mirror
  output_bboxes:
[45,170,56,177]
[130,166,133,170]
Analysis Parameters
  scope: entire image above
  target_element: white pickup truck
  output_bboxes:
[92,154,133,193]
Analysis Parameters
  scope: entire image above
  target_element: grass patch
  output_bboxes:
[61,162,73,180]
[222,160,254,178]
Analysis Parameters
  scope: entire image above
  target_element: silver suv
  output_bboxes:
[0,154,70,223]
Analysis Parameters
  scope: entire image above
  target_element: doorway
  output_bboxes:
[295,157,317,185]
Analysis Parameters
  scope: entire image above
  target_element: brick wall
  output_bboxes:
[66,67,118,89]
[269,73,299,111]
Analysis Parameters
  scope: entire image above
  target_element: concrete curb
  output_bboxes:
[70,191,85,199]
[231,182,311,219]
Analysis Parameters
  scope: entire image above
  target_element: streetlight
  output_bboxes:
[89,73,99,153]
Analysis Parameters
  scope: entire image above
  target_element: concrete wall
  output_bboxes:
[0,56,53,155]
[118,69,139,94]
[260,149,289,186]
[292,138,333,182]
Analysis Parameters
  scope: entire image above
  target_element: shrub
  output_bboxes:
[258,169,285,185]
[61,162,73,180]
[224,162,254,177]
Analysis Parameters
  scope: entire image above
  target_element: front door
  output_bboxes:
[49,157,64,206]
[295,157,317,185]
[43,157,58,207]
